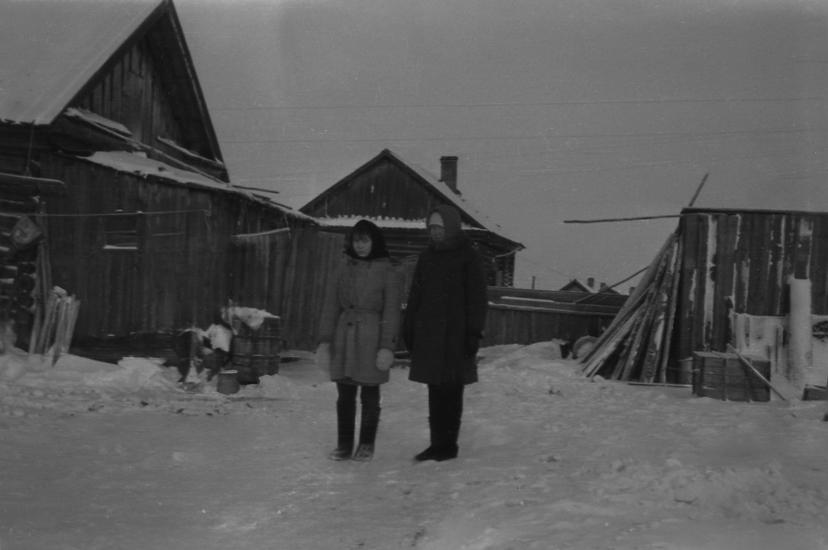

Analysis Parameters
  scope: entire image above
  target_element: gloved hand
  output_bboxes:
[464,332,482,357]
[375,348,395,371]
[315,342,331,372]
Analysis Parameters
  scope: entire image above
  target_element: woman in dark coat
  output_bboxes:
[403,204,488,461]
[317,220,401,461]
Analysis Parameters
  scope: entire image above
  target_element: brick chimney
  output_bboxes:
[586,277,595,289]
[440,156,459,195]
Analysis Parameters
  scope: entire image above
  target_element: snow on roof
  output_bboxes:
[383,150,523,246]
[82,150,230,190]
[0,0,162,124]
[314,215,484,231]
[79,151,314,221]
[64,107,132,137]
[157,136,225,168]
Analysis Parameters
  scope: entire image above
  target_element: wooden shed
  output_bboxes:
[300,149,525,287]
[0,0,319,355]
[582,206,828,399]
[675,207,828,395]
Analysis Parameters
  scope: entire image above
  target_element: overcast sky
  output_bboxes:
[176,0,828,290]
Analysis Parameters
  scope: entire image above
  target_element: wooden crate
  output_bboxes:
[692,351,770,402]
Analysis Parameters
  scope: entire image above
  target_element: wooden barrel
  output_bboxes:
[231,317,281,381]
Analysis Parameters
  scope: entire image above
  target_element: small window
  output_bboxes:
[103,212,139,251]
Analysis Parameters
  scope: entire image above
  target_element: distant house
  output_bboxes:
[559,279,592,293]
[300,148,525,286]
[0,0,320,352]
[560,277,622,295]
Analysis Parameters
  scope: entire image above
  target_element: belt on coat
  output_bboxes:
[342,306,380,314]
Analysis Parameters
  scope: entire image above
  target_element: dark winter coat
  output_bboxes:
[318,254,402,385]
[403,205,488,386]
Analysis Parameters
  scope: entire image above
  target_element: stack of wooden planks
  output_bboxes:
[580,231,683,382]
[28,287,81,363]
[27,241,81,363]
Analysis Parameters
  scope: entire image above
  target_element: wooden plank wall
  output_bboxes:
[37,154,290,340]
[222,226,617,351]
[280,229,345,350]
[228,227,345,351]
[482,304,615,347]
[676,210,828,362]
[78,36,187,154]
[229,229,292,314]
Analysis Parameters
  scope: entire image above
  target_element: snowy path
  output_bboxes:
[1,343,827,549]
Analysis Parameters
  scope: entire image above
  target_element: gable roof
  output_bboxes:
[560,279,591,293]
[1,0,153,123]
[0,0,219,162]
[303,148,523,248]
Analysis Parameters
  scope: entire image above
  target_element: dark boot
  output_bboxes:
[439,385,464,460]
[353,386,380,462]
[414,385,447,462]
[418,385,462,462]
[329,385,356,461]
[413,414,441,461]
[436,385,463,461]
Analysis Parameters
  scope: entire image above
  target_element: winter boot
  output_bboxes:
[422,386,462,462]
[329,397,356,461]
[432,422,459,461]
[432,386,463,461]
[413,414,441,461]
[352,403,380,462]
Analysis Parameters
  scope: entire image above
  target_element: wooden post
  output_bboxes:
[787,275,811,395]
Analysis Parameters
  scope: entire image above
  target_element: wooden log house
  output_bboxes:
[299,149,525,287]
[0,0,319,356]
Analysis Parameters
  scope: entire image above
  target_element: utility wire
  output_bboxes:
[212,96,826,111]
[221,126,827,145]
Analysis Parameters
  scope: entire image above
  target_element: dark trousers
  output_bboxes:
[336,382,381,450]
[428,384,464,450]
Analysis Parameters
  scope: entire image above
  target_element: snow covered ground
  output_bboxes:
[1,342,827,550]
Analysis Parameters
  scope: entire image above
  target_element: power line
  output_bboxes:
[219,126,827,145]
[211,96,826,111]
[221,130,827,146]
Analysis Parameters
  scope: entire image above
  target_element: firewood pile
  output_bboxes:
[580,231,682,382]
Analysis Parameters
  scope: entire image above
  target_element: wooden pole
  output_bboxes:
[564,214,680,224]
[726,344,789,401]
[687,172,709,208]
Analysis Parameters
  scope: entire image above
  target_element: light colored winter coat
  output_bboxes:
[318,256,402,385]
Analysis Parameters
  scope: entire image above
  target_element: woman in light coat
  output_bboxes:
[317,220,401,461]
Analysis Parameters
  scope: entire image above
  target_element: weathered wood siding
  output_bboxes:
[483,303,617,347]
[229,228,344,351]
[312,162,444,221]
[676,208,828,361]
[72,12,218,167]
[38,153,294,339]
